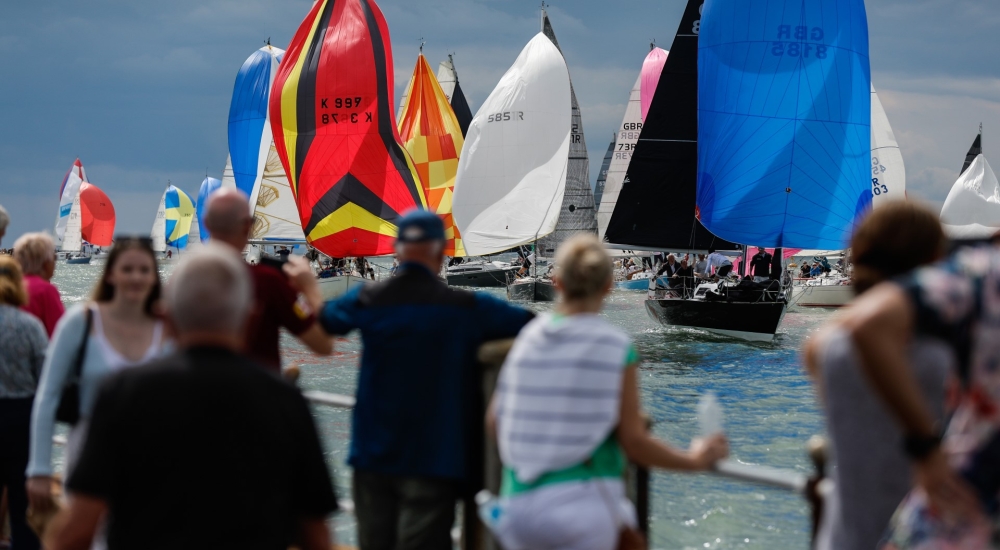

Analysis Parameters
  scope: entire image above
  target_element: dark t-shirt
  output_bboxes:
[246,264,316,371]
[67,347,337,550]
[750,252,772,277]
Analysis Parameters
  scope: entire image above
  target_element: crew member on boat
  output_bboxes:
[693,253,709,279]
[750,247,772,283]
[705,248,733,279]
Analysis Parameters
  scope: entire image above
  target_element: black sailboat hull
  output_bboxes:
[645,299,785,341]
[508,279,557,302]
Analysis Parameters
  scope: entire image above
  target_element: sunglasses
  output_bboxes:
[112,236,154,247]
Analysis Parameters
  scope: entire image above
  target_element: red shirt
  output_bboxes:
[22,274,65,337]
[245,264,316,372]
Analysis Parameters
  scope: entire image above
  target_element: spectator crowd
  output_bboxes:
[0,195,998,550]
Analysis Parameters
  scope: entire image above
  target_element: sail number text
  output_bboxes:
[772,26,827,59]
[487,111,524,123]
[872,157,889,195]
[319,96,372,125]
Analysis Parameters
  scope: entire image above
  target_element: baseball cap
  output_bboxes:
[396,209,445,243]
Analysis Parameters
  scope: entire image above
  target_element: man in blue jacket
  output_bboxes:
[320,210,534,550]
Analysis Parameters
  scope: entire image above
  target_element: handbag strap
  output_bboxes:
[72,307,94,380]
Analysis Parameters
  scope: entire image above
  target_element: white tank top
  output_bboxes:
[90,304,164,370]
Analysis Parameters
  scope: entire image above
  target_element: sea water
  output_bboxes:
[52,262,830,550]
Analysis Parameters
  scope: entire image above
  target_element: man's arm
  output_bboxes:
[275,259,335,355]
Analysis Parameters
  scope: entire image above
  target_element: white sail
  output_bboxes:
[61,195,83,253]
[871,84,906,206]
[249,145,305,242]
[436,57,458,102]
[222,154,236,190]
[940,154,1000,238]
[598,74,642,241]
[54,160,86,249]
[150,189,168,252]
[222,139,304,242]
[452,33,571,256]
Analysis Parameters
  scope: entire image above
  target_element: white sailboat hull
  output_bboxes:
[317,275,368,301]
[789,283,854,308]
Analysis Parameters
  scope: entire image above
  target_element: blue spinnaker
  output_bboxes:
[228,44,285,207]
[196,177,222,242]
[697,0,871,249]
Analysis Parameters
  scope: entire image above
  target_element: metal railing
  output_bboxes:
[51,341,829,549]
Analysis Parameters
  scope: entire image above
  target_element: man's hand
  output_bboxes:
[284,256,324,313]
[26,476,56,514]
[283,256,317,293]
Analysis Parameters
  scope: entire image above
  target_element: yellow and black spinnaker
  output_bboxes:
[270,0,426,258]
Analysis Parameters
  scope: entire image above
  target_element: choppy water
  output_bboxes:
[52,261,832,550]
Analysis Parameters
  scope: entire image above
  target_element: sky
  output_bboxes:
[1,0,998,244]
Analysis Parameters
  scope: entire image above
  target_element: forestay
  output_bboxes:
[697,0,872,250]
[870,84,906,206]
[451,33,571,256]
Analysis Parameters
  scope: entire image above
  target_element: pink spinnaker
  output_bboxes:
[640,47,668,122]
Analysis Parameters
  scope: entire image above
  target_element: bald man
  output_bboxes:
[204,189,332,371]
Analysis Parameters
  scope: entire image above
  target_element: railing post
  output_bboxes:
[805,435,828,548]
[468,339,515,550]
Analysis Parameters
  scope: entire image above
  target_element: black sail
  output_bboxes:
[604,0,740,252]
[450,79,473,137]
[961,132,983,175]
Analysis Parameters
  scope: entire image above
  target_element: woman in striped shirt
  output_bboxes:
[488,235,728,550]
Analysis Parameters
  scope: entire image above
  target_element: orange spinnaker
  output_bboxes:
[79,183,115,246]
[269,0,426,258]
[397,53,466,256]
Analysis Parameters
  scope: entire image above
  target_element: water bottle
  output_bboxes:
[476,490,503,530]
[696,391,724,436]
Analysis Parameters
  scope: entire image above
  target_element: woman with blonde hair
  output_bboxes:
[26,237,167,529]
[13,232,64,337]
[0,256,48,549]
[487,234,728,550]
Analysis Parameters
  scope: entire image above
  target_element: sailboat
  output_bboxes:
[436,55,474,137]
[54,159,87,255]
[939,129,1000,239]
[535,8,598,262]
[195,176,222,242]
[687,0,872,340]
[64,182,117,264]
[397,48,466,256]
[151,184,196,260]
[270,0,426,296]
[597,45,667,243]
[451,33,571,301]
[789,84,908,308]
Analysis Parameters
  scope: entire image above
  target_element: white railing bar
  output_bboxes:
[713,459,809,493]
[303,390,356,409]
